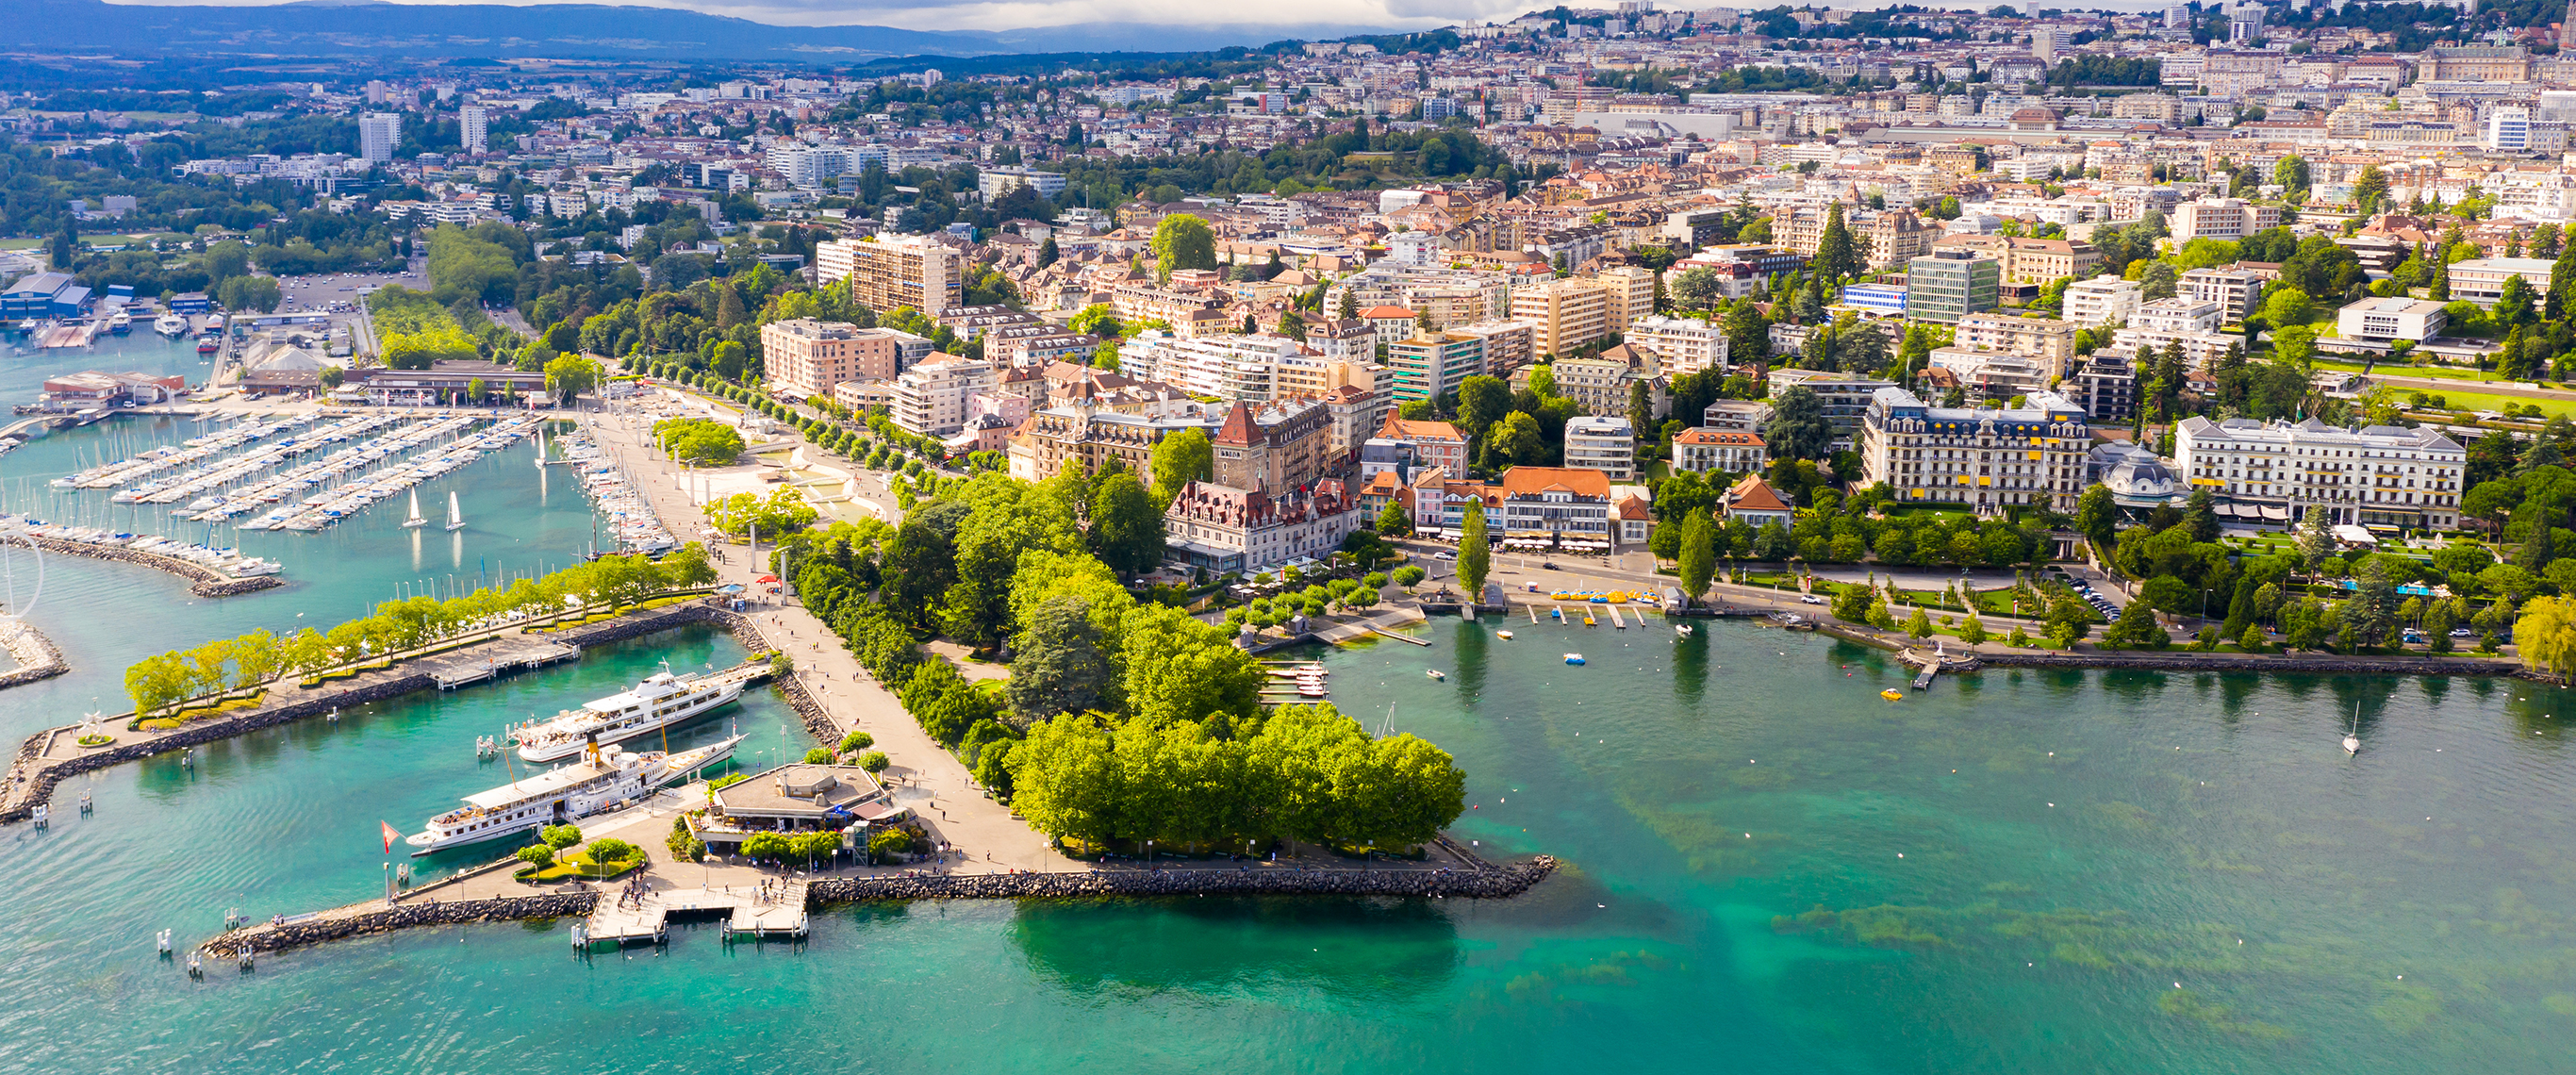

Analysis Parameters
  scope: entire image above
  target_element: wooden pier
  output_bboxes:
[432,641,579,688]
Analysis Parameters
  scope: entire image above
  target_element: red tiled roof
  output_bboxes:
[1496,466,1612,499]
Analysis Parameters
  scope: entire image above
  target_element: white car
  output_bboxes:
[1433,551,1456,561]
[1800,594,1826,605]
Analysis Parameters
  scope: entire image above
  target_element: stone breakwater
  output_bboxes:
[27,536,282,598]
[1967,651,2547,679]
[0,598,754,823]
[804,857,1560,902]
[199,856,1560,956]
[0,618,67,689]
[196,893,599,955]
[0,671,436,822]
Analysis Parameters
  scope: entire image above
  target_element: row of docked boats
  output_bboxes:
[408,665,746,854]
[554,431,677,554]
[111,414,405,506]
[56,414,317,490]
[237,417,538,532]
[0,515,281,578]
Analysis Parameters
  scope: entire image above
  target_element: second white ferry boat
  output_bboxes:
[510,665,743,763]
[405,736,743,855]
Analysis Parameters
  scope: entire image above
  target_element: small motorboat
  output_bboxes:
[1563,653,1585,666]
[1549,609,1563,620]
[1427,670,1445,681]
[1582,611,1596,626]
[1880,688,1904,701]
[1495,630,1514,640]
[1675,623,1694,637]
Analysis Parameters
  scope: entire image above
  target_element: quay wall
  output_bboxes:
[1809,615,2552,682]
[28,536,283,598]
[200,855,1560,955]
[0,599,766,823]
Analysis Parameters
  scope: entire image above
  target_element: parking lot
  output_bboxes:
[272,261,428,315]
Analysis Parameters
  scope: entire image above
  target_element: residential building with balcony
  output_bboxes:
[2174,415,2466,529]
[1673,428,1768,475]
[759,319,904,400]
[1860,388,2092,514]
[1562,415,1638,481]
[890,356,994,437]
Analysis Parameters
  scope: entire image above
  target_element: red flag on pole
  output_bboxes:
[381,820,400,854]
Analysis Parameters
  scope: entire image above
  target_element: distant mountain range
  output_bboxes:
[8,0,1399,60]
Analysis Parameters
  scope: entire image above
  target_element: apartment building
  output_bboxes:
[1954,312,2078,378]
[2446,257,2556,306]
[2174,415,2467,529]
[1490,466,1617,549]
[1115,332,1307,401]
[2170,197,2282,243]
[1323,263,1515,326]
[890,356,995,437]
[2335,296,2451,340]
[2063,274,2142,327]
[1626,314,1729,376]
[2179,267,2262,321]
[2110,297,2237,363]
[1562,415,1638,482]
[816,235,963,315]
[1672,428,1769,475]
[2073,353,2138,422]
[1211,398,1338,494]
[1509,277,1613,357]
[1905,249,2001,324]
[1372,414,1471,478]
[1594,266,1657,330]
[1385,331,1490,405]
[1702,399,1775,434]
[759,319,904,400]
[1552,344,1662,419]
[1860,388,2092,514]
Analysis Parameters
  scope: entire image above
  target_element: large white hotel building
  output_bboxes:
[2172,416,2467,530]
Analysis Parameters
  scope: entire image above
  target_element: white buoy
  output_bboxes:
[156,929,172,955]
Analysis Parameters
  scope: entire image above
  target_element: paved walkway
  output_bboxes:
[576,404,1084,875]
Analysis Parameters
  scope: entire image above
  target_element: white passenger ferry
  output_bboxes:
[509,666,742,763]
[405,736,742,855]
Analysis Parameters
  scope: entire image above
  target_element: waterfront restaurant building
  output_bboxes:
[687,763,907,855]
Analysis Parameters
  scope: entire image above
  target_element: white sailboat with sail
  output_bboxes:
[444,490,466,531]
[402,488,428,528]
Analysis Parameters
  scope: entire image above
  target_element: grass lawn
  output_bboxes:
[2406,388,2576,420]
[0,234,141,250]
[2313,358,2518,384]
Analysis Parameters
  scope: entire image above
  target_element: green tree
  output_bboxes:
[1086,471,1164,575]
[1676,508,1716,604]
[1149,214,1219,279]
[1456,374,1511,440]
[545,354,602,405]
[1377,500,1413,537]
[1457,499,1492,599]
[1905,606,1933,640]
[1149,427,1213,504]
[1009,594,1119,720]
[1761,386,1833,460]
[1815,202,1861,280]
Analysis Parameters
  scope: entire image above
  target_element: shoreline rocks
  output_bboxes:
[27,535,282,598]
[199,854,1560,956]
[0,619,67,690]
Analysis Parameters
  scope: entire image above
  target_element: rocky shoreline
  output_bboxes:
[28,536,283,598]
[0,619,66,690]
[198,854,1560,956]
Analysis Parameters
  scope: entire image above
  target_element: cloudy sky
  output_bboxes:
[106,0,1537,31]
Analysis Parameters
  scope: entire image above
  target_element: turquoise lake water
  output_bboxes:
[5,342,2576,1072]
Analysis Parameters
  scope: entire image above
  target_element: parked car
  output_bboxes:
[2451,627,2474,637]
[1433,551,1455,561]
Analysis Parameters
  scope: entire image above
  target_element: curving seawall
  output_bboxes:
[27,536,284,598]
